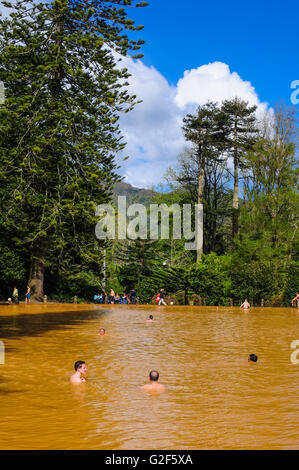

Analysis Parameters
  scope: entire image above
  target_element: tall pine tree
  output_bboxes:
[0,0,147,300]
[221,98,258,239]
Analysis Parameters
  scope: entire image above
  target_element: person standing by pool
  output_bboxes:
[131,288,137,304]
[109,288,115,304]
[158,289,167,306]
[12,286,18,304]
[240,299,250,309]
[291,292,299,308]
[70,361,87,383]
[141,370,165,392]
[25,285,31,304]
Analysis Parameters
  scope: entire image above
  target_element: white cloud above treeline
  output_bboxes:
[0,3,269,188]
[118,59,269,188]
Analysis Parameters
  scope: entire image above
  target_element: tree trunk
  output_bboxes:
[232,154,239,239]
[184,288,188,305]
[29,254,45,302]
[197,165,204,261]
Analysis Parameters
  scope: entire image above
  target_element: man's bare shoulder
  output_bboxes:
[141,383,166,392]
[70,375,85,384]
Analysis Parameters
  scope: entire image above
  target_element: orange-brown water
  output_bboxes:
[0,303,299,450]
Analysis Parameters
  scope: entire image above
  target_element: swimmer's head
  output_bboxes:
[149,370,159,381]
[248,354,258,363]
[99,328,105,335]
[149,315,153,320]
[74,360,86,372]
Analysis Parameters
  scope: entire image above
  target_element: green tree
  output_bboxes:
[182,102,227,260]
[189,253,232,305]
[236,105,298,304]
[0,0,147,300]
[114,238,157,293]
[221,98,258,239]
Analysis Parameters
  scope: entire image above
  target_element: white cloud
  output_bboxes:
[118,59,184,188]
[117,59,270,188]
[0,8,269,189]
[175,62,267,112]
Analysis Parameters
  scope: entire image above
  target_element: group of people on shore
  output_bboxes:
[9,285,31,304]
[93,288,168,306]
[8,284,299,308]
[92,291,299,309]
[93,288,137,305]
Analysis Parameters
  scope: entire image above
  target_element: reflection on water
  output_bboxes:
[0,303,299,449]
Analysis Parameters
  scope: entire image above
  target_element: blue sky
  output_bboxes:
[116,0,298,187]
[1,1,297,187]
[131,0,298,106]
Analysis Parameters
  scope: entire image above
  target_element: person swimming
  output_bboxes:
[98,328,106,336]
[141,370,165,391]
[240,299,250,309]
[147,315,153,322]
[70,360,87,383]
[248,354,258,363]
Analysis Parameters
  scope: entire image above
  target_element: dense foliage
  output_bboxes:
[0,0,147,301]
[106,104,298,307]
[0,2,297,306]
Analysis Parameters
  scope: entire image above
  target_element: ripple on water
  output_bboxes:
[0,304,299,449]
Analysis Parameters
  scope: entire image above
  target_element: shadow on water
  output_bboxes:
[0,388,26,395]
[0,308,109,340]
[0,371,26,395]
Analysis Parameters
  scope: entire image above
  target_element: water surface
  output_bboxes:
[0,304,298,449]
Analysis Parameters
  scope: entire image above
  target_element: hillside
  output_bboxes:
[113,181,156,206]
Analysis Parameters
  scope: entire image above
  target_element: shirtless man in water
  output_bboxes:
[70,360,87,383]
[141,370,165,392]
[98,328,106,336]
[240,299,250,309]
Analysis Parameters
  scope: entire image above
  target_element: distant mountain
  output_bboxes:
[113,181,156,206]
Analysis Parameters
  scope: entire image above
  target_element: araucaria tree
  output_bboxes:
[182,102,228,259]
[221,98,258,239]
[0,0,147,300]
